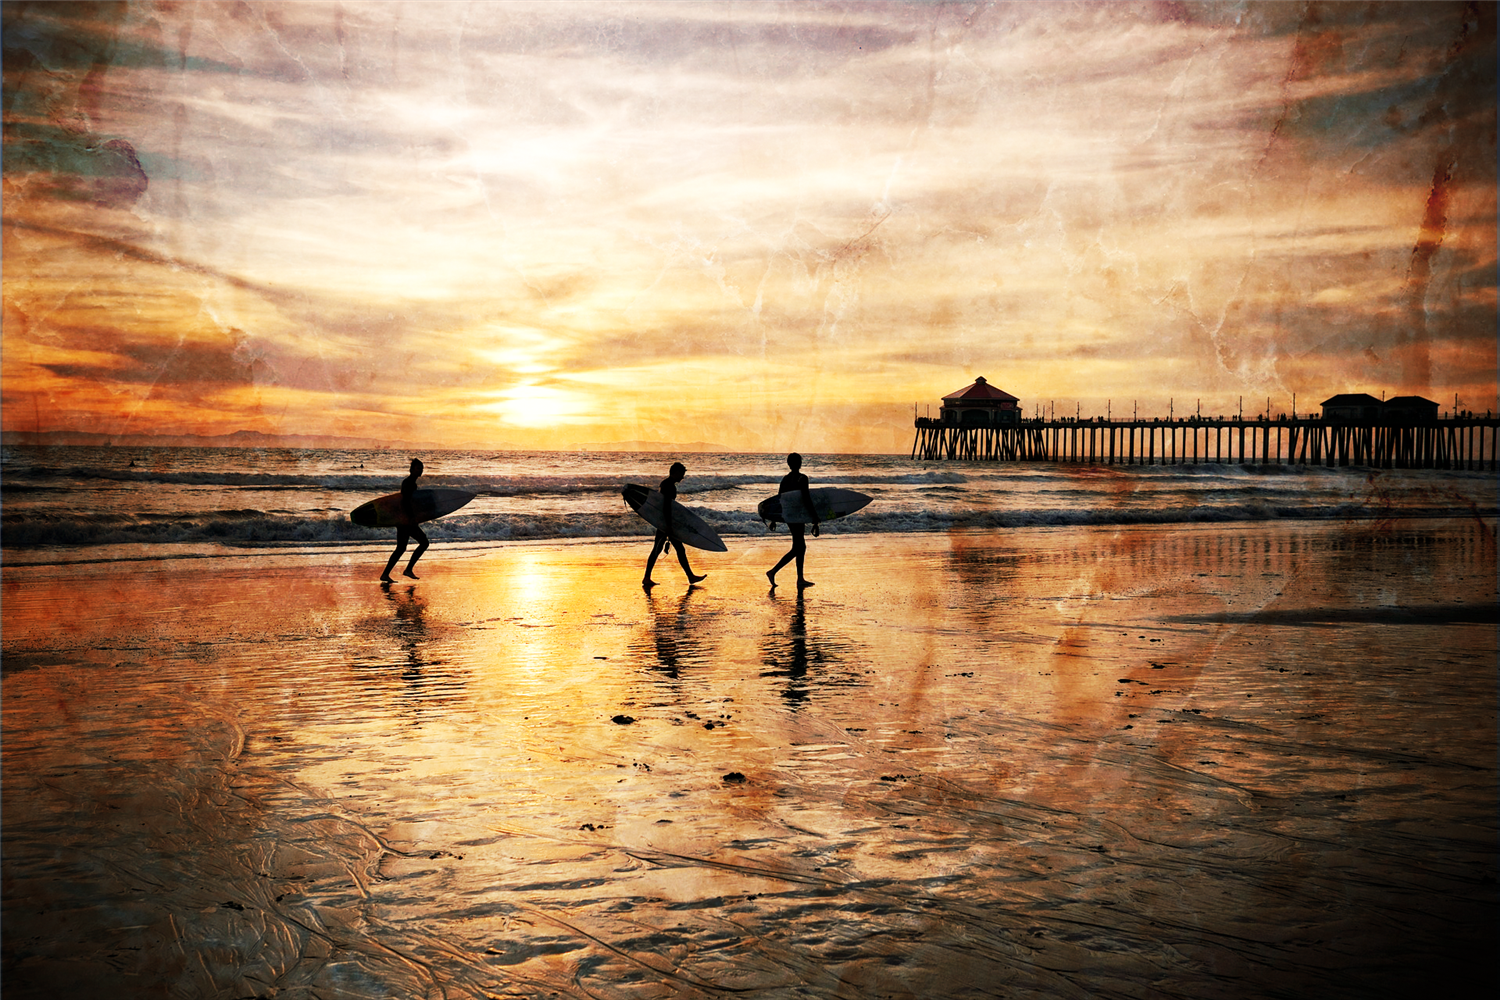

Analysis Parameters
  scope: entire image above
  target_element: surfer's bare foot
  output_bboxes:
[797,579,814,589]
[766,570,777,588]
[380,576,393,584]
[688,573,707,585]
[642,578,657,589]
[403,569,419,579]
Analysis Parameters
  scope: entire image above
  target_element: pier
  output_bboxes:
[911,415,1500,470]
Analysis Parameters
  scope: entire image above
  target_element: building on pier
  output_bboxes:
[1382,395,1440,423]
[1322,392,1441,424]
[1321,393,1385,422]
[939,376,1021,427]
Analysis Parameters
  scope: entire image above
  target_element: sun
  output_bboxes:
[481,382,587,428]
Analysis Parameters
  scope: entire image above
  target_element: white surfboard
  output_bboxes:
[758,487,872,526]
[622,484,728,552]
[350,488,476,528]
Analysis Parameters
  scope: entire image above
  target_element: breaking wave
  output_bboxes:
[3,500,1486,552]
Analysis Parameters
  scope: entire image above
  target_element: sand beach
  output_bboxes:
[3,518,1496,998]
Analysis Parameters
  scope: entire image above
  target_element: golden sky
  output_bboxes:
[4,1,1495,452]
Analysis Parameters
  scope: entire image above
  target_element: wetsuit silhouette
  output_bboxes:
[768,453,819,589]
[644,462,706,587]
[381,458,429,582]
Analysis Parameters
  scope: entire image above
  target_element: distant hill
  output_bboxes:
[1,430,742,453]
[2,429,397,450]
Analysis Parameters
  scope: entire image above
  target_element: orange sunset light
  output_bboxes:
[4,1,1495,453]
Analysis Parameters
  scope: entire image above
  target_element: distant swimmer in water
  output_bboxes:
[382,458,430,582]
[768,452,819,590]
[643,461,707,589]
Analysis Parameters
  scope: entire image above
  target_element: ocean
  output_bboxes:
[2,445,1496,564]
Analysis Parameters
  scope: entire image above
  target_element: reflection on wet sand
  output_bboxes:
[759,590,865,708]
[632,586,712,678]
[2,523,1496,999]
[346,582,474,724]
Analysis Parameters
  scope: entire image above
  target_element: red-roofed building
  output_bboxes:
[940,376,1021,426]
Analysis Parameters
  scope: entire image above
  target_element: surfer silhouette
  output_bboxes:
[768,453,819,589]
[643,462,706,588]
[381,458,430,582]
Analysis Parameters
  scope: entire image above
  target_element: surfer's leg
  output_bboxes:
[382,529,410,581]
[769,525,801,587]
[674,540,705,584]
[790,527,812,587]
[768,547,793,586]
[403,526,429,578]
[644,531,667,585]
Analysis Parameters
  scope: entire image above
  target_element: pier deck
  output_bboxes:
[911,416,1499,470]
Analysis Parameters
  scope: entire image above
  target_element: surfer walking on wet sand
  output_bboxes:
[768,452,819,589]
[644,462,707,589]
[382,458,430,582]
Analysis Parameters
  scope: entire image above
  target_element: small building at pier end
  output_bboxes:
[939,376,1021,427]
[1320,393,1384,422]
[1382,395,1440,424]
[1322,392,1441,424]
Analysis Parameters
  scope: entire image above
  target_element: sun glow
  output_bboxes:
[482,382,588,427]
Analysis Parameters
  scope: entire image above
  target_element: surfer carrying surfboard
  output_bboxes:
[767,453,819,590]
[381,458,430,582]
[643,462,707,588]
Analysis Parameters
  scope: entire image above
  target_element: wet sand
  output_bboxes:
[3,519,1497,999]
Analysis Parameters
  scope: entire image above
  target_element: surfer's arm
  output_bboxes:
[660,482,676,539]
[399,475,420,522]
[799,478,819,536]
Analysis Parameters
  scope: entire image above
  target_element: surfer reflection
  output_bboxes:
[761,589,818,707]
[767,453,819,590]
[356,584,459,726]
[385,584,430,687]
[760,589,862,707]
[382,458,430,583]
[641,587,705,679]
[643,462,707,589]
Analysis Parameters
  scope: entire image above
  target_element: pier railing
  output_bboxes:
[911,416,1499,470]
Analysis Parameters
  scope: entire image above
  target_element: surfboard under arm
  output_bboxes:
[622,484,727,552]
[350,488,476,528]
[762,487,872,525]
